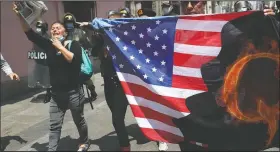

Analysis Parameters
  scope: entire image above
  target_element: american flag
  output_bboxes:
[91,11,255,143]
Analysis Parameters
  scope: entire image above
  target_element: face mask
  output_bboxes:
[66,23,74,30]
[57,36,65,42]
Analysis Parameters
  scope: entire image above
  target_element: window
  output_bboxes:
[63,1,96,22]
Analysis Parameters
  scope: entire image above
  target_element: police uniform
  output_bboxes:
[119,8,132,18]
[93,10,131,149]
[28,21,51,102]
[137,8,156,17]
[63,13,98,100]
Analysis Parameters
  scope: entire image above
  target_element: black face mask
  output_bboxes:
[65,22,75,31]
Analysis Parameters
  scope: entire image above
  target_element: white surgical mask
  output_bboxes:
[57,36,65,42]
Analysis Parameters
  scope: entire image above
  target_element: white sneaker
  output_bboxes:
[158,142,168,151]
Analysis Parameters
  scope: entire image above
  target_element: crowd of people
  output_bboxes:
[0,1,278,151]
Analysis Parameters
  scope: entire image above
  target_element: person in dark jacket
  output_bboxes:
[101,10,131,151]
[63,13,98,102]
[29,20,52,103]
[13,3,90,151]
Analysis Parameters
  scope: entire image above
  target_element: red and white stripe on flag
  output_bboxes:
[118,11,254,143]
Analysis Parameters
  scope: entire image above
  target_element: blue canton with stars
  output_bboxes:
[91,17,178,87]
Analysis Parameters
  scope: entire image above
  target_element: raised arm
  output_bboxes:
[12,2,51,49]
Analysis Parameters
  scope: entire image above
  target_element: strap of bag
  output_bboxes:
[64,40,72,51]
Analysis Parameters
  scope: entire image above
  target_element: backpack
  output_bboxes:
[67,41,94,83]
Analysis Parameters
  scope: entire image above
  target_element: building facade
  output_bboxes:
[0,1,126,100]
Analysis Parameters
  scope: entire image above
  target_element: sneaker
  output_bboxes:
[120,146,130,152]
[78,143,90,151]
[158,142,168,151]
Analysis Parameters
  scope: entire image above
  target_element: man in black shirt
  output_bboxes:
[13,3,90,151]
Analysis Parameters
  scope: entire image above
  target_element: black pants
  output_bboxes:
[103,76,129,147]
[48,88,89,151]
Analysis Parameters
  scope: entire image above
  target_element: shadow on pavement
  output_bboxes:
[1,88,43,107]
[1,136,27,151]
[30,124,150,151]
[91,124,150,151]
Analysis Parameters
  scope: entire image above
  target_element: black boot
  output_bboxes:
[44,88,51,103]
[88,84,97,101]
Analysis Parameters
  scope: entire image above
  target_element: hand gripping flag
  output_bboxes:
[91,11,279,143]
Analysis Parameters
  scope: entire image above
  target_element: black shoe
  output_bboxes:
[44,93,51,103]
[90,91,97,101]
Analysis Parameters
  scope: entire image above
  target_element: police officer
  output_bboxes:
[101,10,131,151]
[119,7,132,18]
[137,8,156,18]
[31,21,52,103]
[63,13,98,101]
[161,1,179,16]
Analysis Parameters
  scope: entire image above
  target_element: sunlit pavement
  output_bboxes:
[1,73,180,151]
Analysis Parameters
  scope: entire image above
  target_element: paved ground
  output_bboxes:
[1,73,180,151]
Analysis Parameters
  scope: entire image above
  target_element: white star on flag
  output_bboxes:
[146,58,150,63]
[123,46,128,51]
[130,55,135,60]
[136,65,141,69]
[162,45,167,50]
[163,29,168,34]
[161,60,166,66]
[139,33,144,38]
[156,20,161,24]
[138,49,143,54]
[119,64,124,68]
[109,27,113,32]
[132,25,136,30]
[152,67,157,72]
[112,55,116,59]
[154,35,159,40]
[153,51,158,56]
[147,27,152,32]
[116,37,120,41]
[143,74,148,79]
[124,31,128,35]
[159,76,164,82]
[131,40,136,45]
[146,42,151,47]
